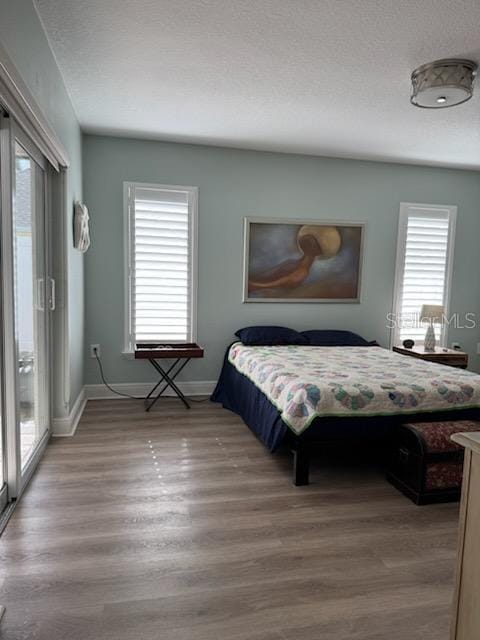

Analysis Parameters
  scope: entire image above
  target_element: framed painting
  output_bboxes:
[243,217,364,302]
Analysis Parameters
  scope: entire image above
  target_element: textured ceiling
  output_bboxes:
[34,0,480,168]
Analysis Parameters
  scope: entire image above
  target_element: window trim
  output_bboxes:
[390,202,457,349]
[123,181,198,354]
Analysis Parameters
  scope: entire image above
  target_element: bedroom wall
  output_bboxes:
[83,134,480,387]
[0,0,84,417]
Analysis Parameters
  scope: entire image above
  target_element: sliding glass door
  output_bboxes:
[0,110,51,507]
[13,138,49,470]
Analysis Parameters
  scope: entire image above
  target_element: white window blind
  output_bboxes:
[391,203,456,346]
[124,183,198,350]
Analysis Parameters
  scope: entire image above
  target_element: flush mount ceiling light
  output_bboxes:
[411,58,478,108]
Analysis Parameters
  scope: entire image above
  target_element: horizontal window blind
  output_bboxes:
[125,184,197,347]
[392,205,455,346]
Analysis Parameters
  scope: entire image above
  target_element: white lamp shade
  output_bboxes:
[420,304,444,324]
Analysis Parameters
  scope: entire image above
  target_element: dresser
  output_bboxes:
[450,432,480,640]
[392,345,468,369]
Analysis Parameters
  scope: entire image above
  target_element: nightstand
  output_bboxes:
[392,345,468,369]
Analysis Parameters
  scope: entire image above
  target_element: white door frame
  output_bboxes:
[0,45,69,511]
[0,114,52,500]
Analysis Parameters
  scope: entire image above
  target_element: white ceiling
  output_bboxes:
[34,0,480,169]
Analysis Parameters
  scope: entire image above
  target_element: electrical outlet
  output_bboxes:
[451,342,461,351]
[90,344,100,358]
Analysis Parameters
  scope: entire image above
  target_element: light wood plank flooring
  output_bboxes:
[0,399,459,639]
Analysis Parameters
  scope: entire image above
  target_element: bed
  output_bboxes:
[211,332,480,485]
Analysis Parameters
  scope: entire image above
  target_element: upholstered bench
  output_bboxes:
[386,420,480,505]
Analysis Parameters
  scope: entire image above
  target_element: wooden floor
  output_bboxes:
[0,399,460,639]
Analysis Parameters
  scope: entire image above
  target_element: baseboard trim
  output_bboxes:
[52,388,87,437]
[51,380,216,435]
[84,380,216,400]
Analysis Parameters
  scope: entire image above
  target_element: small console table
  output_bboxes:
[134,343,204,411]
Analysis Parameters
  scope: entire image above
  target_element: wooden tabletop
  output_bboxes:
[134,342,204,359]
[452,432,480,454]
[393,345,466,357]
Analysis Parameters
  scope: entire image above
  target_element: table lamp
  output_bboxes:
[420,304,444,352]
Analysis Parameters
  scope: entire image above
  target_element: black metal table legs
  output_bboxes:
[144,358,191,411]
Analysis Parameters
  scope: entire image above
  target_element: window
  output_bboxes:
[124,182,198,351]
[391,202,457,347]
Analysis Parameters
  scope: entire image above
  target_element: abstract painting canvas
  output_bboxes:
[243,218,364,302]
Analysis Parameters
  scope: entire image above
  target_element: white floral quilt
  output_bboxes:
[228,344,480,434]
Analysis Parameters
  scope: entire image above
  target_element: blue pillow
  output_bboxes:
[235,326,308,346]
[301,330,370,346]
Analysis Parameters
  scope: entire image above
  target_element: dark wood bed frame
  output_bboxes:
[287,409,480,486]
[292,438,310,486]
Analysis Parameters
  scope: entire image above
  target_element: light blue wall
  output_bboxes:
[83,134,480,385]
[0,0,84,414]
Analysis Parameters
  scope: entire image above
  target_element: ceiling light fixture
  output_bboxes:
[410,58,478,108]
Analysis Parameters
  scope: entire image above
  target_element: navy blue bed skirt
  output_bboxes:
[211,345,288,451]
